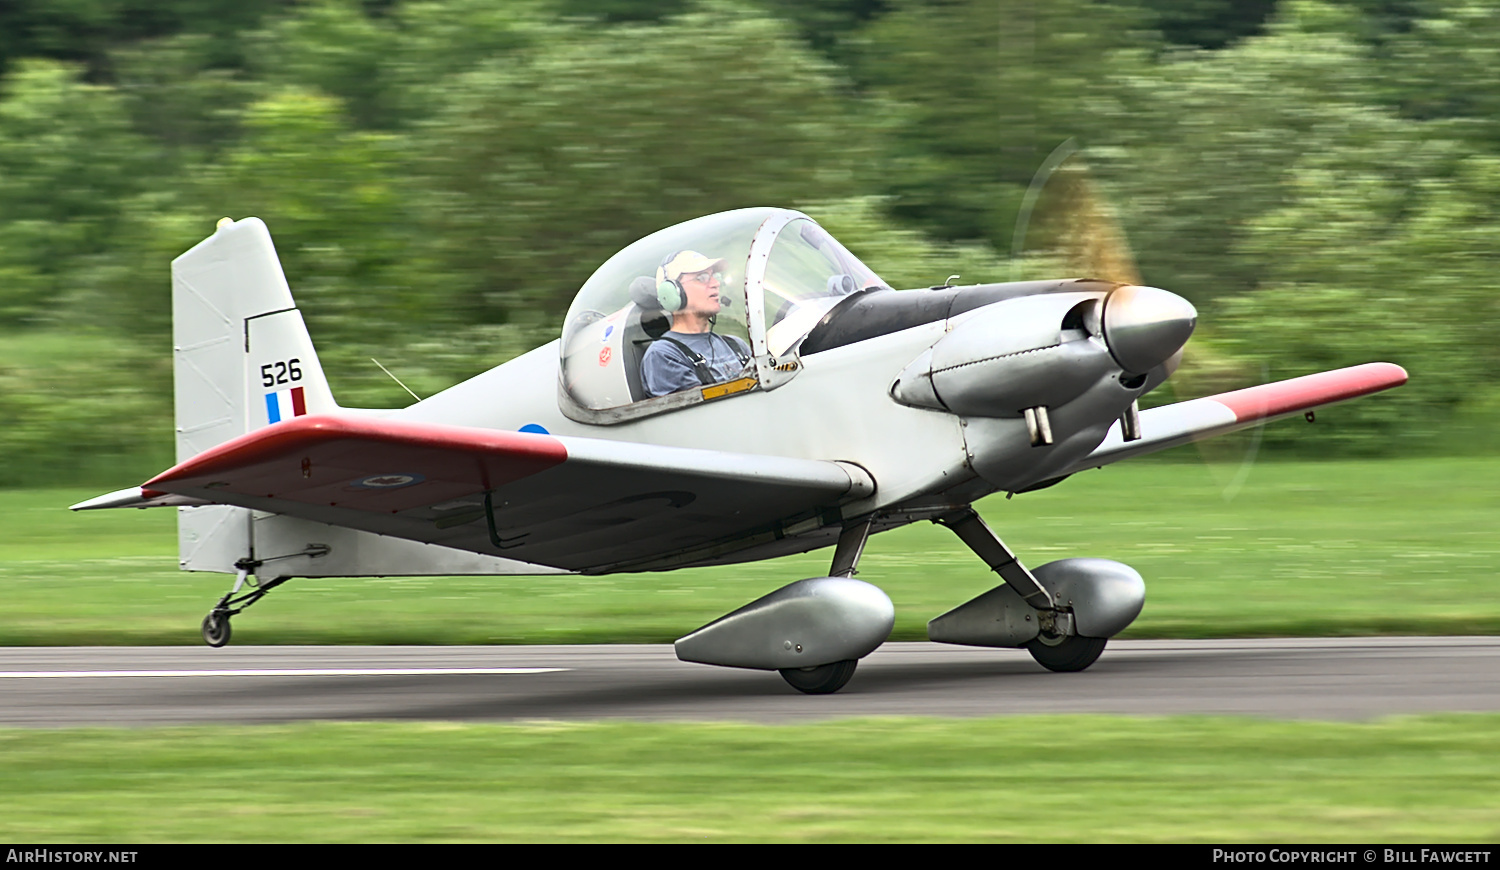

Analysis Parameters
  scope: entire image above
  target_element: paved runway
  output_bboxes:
[2,637,1497,727]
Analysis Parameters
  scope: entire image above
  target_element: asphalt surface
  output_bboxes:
[2,637,1497,727]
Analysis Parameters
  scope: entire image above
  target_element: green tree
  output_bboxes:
[246,0,543,130]
[0,61,159,326]
[407,5,874,323]
[0,0,294,80]
[192,86,451,401]
[107,32,258,158]
[1218,142,1500,454]
[851,0,1155,250]
[1095,2,1394,304]
[1379,1,1500,145]
[803,195,1053,290]
[1132,0,1279,48]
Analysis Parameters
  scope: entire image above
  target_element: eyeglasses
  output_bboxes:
[679,270,724,286]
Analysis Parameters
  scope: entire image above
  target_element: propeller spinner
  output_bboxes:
[1101,283,1197,375]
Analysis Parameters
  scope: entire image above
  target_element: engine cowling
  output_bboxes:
[891,293,1112,417]
[890,286,1195,418]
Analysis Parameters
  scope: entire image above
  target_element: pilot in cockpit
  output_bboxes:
[638,250,751,398]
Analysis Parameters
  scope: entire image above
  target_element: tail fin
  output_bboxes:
[75,217,557,579]
[170,217,336,572]
[172,217,337,463]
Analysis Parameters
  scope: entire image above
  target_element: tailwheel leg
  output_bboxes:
[200,559,291,648]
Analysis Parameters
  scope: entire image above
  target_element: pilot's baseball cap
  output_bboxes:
[658,250,727,283]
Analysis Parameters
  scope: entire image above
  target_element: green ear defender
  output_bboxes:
[656,251,688,312]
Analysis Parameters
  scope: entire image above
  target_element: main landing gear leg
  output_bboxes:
[828,516,874,578]
[936,508,1105,672]
[771,518,881,695]
[200,558,291,648]
[936,509,1055,611]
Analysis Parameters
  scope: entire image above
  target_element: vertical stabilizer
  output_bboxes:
[172,217,337,460]
[171,217,337,572]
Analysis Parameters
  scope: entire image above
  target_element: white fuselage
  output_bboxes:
[395,319,973,519]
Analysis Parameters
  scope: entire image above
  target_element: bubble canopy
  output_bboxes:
[559,208,888,422]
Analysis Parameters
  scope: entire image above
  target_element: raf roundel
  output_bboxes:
[347,473,425,490]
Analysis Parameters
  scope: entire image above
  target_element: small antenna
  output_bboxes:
[371,358,422,402]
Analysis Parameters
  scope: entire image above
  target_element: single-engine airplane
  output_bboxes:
[73,208,1407,693]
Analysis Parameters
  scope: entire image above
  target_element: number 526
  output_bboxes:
[260,358,302,387]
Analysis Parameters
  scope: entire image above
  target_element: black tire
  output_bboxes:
[779,659,858,695]
[1025,635,1106,672]
[201,612,232,648]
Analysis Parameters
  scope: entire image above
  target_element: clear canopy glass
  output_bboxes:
[560,208,887,417]
[761,217,886,356]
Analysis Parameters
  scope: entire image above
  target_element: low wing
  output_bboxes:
[96,415,873,573]
[1061,362,1409,474]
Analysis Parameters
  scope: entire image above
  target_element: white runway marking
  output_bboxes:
[0,667,567,679]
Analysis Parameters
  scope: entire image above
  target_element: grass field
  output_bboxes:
[3,715,1497,842]
[2,455,1497,645]
[4,457,1498,844]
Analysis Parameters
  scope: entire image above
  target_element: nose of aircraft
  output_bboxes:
[1101,285,1197,374]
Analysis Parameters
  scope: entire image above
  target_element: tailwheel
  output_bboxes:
[779,659,858,695]
[201,611,232,648]
[198,561,294,648]
[1025,635,1106,672]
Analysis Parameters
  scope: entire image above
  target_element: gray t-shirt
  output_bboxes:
[641,330,751,397]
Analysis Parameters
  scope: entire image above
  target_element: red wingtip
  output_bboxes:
[1212,362,1409,423]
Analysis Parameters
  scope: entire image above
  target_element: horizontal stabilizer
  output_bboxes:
[1063,362,1408,473]
[70,487,214,511]
[135,415,876,572]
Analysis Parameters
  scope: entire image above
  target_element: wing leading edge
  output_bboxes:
[122,415,874,573]
[1062,361,1409,474]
